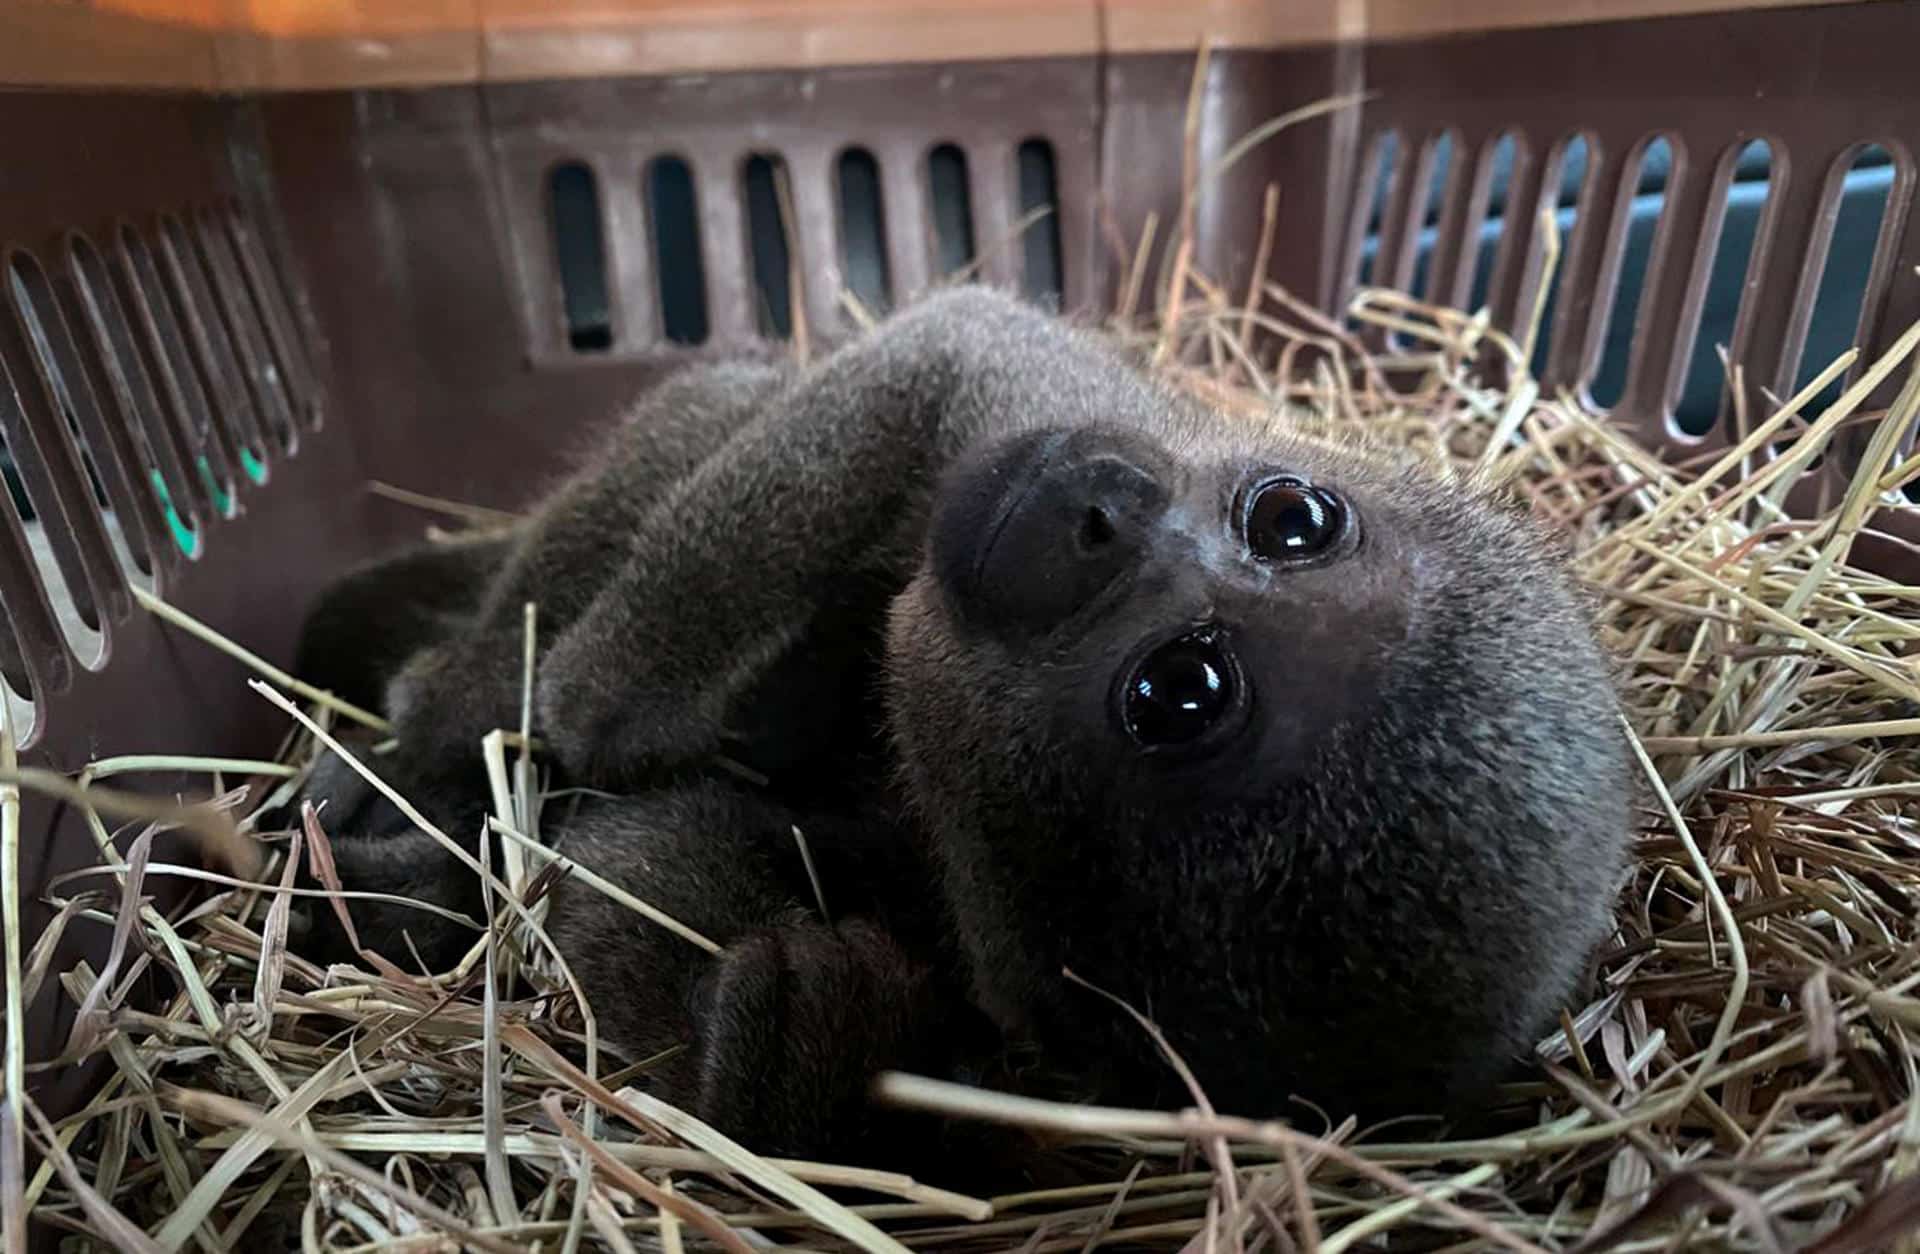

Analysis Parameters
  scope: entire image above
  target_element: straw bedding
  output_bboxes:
[12,163,1920,1253]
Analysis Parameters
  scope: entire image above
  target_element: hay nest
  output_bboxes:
[14,162,1920,1254]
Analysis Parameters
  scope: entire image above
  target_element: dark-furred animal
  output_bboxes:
[289,285,1633,1174]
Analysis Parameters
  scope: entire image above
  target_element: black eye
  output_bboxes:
[1246,478,1344,560]
[1123,630,1237,748]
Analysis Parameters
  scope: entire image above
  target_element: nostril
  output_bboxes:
[932,429,1171,637]
[1081,505,1116,550]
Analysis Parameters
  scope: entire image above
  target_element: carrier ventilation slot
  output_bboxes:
[68,232,201,560]
[0,410,37,730]
[744,153,796,340]
[119,224,238,515]
[159,214,271,484]
[193,208,300,456]
[0,384,100,688]
[1016,139,1063,307]
[1349,130,1403,297]
[1466,132,1522,315]
[1587,136,1674,409]
[0,253,107,674]
[1528,134,1595,380]
[1382,130,1467,351]
[647,156,709,346]
[1796,144,1897,410]
[9,253,151,591]
[550,161,613,352]
[838,147,892,318]
[1676,140,1773,438]
[1406,132,1459,305]
[928,144,976,279]
[1764,143,1897,473]
[223,207,323,433]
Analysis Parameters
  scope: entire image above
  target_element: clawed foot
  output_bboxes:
[688,919,941,1161]
[265,725,492,972]
[536,664,726,786]
[295,740,387,834]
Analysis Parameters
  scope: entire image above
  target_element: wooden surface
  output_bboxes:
[1105,0,1875,52]
[0,0,1884,91]
[478,0,1101,85]
[0,2,220,89]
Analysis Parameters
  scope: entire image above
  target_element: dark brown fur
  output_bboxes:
[286,285,1632,1175]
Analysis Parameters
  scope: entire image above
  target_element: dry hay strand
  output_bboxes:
[15,166,1920,1254]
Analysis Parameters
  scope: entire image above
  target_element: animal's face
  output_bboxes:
[911,420,1428,812]
[887,418,1630,1119]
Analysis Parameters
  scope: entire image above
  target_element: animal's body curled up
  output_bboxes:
[293,286,1633,1173]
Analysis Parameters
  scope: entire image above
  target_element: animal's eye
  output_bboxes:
[1123,629,1237,748]
[1246,477,1344,560]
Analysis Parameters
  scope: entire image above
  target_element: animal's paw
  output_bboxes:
[272,717,488,971]
[272,739,412,967]
[687,920,934,1160]
[535,664,723,785]
[384,639,466,729]
[295,742,386,834]
[382,645,468,767]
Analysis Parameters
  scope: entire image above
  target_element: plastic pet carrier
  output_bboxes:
[5,0,1920,1247]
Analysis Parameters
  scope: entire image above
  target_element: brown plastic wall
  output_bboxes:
[1336,2,1920,570]
[2,3,1915,1217]
[0,96,369,1157]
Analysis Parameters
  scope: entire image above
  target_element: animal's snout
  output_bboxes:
[933,427,1170,637]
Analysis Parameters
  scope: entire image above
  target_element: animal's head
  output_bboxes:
[885,398,1632,1121]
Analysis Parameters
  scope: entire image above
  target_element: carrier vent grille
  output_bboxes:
[0,206,317,744]
[543,137,1067,359]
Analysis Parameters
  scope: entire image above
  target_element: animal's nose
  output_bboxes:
[934,427,1170,636]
